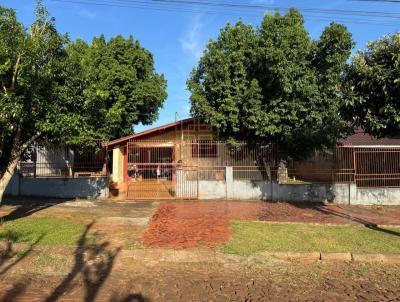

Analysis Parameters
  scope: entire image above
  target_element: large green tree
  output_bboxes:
[188,21,261,145]
[188,8,354,157]
[343,33,400,137]
[0,2,167,201]
[0,2,66,200]
[58,35,167,142]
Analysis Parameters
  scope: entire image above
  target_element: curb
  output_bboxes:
[1,242,400,265]
[352,253,400,264]
[320,252,352,262]
[264,252,321,262]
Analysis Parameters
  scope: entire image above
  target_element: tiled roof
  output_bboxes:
[340,129,400,146]
[106,118,194,147]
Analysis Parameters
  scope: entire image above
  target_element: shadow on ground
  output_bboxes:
[44,221,120,302]
[0,231,44,276]
[313,205,400,237]
[0,220,149,302]
[0,197,69,222]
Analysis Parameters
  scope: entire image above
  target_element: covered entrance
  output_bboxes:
[126,141,198,200]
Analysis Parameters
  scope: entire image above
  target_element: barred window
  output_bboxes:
[192,141,218,158]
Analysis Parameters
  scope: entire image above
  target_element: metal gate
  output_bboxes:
[354,147,400,188]
[126,142,198,200]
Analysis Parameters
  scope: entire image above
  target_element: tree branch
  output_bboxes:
[1,79,8,96]
[11,55,21,91]
[16,132,41,158]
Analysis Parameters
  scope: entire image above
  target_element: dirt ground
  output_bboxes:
[1,198,400,249]
[0,198,159,249]
[1,198,400,301]
[143,201,400,248]
[0,257,399,302]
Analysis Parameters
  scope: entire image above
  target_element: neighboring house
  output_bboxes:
[289,129,400,187]
[5,141,108,199]
[19,142,107,178]
[339,128,400,146]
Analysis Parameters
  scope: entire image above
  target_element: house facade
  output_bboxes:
[106,118,274,200]
[5,118,400,204]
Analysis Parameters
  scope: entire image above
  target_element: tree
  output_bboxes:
[188,8,354,157]
[188,21,261,144]
[343,33,400,137]
[58,35,167,142]
[0,2,66,201]
[0,2,167,202]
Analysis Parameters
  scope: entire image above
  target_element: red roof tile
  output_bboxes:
[340,129,400,146]
[106,118,194,147]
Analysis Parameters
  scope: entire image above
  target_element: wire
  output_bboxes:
[349,0,400,3]
[150,0,400,18]
[48,0,400,26]
[51,0,400,18]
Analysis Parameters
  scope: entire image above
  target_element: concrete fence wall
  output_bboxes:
[5,174,108,199]
[5,168,400,205]
[185,167,400,205]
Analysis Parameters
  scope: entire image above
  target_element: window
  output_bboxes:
[192,140,218,158]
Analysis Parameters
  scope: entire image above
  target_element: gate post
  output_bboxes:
[176,161,184,198]
[225,166,233,200]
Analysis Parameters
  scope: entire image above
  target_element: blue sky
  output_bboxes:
[4,0,399,133]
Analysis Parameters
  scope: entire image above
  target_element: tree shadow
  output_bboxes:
[109,292,151,302]
[45,221,121,302]
[1,197,68,222]
[312,204,400,237]
[0,231,42,302]
[0,231,44,276]
[0,280,30,302]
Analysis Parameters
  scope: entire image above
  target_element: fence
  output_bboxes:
[127,140,278,179]
[354,147,400,188]
[126,141,400,187]
[125,140,278,199]
[19,141,107,178]
[18,139,400,190]
[287,146,400,188]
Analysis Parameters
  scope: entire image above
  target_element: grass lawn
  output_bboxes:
[0,216,85,246]
[221,220,400,256]
[282,179,311,185]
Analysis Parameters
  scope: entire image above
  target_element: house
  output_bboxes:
[288,129,400,187]
[5,141,108,199]
[5,118,400,204]
[19,141,106,178]
[106,118,278,200]
[339,128,400,146]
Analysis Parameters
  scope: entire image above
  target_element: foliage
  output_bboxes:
[188,9,354,158]
[55,35,167,144]
[0,1,167,198]
[0,216,85,245]
[0,1,66,168]
[221,220,400,256]
[343,33,400,137]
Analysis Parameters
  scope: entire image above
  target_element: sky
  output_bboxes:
[3,0,399,133]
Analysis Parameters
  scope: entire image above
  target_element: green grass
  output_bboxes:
[221,220,400,256]
[33,253,69,270]
[0,216,85,246]
[282,179,311,185]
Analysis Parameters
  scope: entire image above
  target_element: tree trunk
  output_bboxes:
[0,132,40,204]
[0,156,20,203]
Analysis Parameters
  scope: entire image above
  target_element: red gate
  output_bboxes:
[126,141,198,200]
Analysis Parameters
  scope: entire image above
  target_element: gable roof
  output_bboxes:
[106,118,194,148]
[340,129,400,146]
